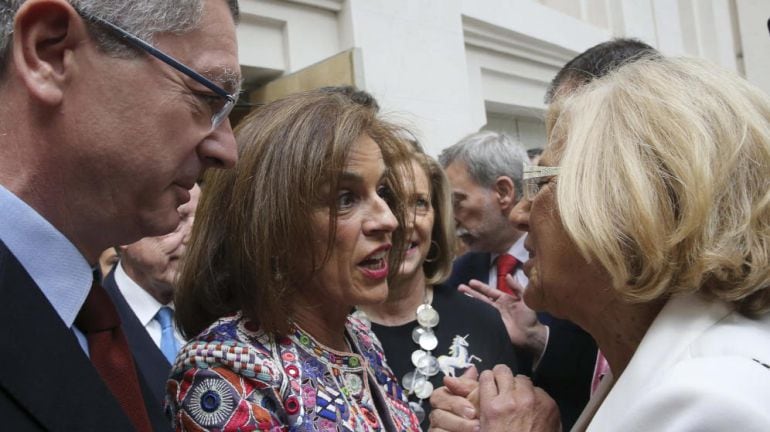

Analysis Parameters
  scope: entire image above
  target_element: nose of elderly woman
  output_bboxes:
[509,196,531,232]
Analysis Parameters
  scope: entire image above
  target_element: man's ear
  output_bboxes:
[493,176,516,211]
[12,0,90,105]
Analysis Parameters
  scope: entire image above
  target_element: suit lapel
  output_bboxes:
[0,243,135,431]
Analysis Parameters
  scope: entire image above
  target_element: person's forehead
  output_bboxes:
[538,137,567,167]
[445,161,474,184]
[538,149,557,167]
[155,2,241,90]
[410,161,431,191]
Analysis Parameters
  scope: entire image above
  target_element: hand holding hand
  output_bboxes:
[478,365,561,432]
[428,366,480,432]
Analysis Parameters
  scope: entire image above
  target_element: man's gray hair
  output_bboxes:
[0,0,239,77]
[439,130,529,199]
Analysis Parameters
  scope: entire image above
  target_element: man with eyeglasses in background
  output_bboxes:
[0,0,240,430]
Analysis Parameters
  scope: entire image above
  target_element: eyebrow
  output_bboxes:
[340,164,390,182]
[200,66,243,95]
[338,171,365,185]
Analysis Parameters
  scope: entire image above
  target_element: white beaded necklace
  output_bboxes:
[354,285,440,422]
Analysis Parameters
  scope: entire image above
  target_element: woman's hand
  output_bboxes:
[429,366,480,432]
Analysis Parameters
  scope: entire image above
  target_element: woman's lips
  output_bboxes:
[404,241,419,256]
[358,246,390,280]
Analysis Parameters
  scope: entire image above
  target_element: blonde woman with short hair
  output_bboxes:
[458,56,770,431]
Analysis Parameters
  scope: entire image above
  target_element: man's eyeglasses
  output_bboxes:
[523,165,560,200]
[78,10,239,132]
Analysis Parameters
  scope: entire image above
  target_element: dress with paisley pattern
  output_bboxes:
[166,312,421,431]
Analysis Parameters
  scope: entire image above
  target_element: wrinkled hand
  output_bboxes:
[429,366,480,432]
[459,275,547,359]
[478,365,561,432]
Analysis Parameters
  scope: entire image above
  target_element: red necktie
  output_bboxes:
[496,253,518,295]
[75,281,152,432]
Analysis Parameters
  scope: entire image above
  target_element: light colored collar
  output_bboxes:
[0,185,92,328]
[490,233,529,267]
[114,261,171,326]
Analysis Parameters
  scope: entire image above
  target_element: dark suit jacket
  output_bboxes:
[0,241,171,431]
[102,267,172,406]
[446,252,597,431]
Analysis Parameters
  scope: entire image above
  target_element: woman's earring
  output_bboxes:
[424,240,440,263]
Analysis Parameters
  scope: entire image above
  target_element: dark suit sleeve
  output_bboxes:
[533,317,597,431]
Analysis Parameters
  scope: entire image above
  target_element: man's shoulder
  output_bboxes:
[453,251,490,267]
[445,252,490,287]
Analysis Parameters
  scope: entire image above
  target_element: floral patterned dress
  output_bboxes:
[166,313,421,431]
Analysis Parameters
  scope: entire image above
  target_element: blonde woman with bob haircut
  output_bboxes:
[465,57,770,431]
[166,87,421,431]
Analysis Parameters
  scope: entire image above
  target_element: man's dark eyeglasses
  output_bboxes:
[77,9,239,132]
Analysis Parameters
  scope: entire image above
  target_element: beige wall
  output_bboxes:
[235,0,767,155]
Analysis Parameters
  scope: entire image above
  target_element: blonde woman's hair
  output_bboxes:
[548,57,770,316]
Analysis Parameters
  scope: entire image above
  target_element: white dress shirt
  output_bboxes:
[114,261,185,348]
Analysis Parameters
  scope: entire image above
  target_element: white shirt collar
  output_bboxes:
[490,234,529,267]
[114,261,170,327]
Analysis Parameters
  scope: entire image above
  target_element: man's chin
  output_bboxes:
[138,212,181,239]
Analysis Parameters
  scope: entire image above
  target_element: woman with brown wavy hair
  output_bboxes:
[166,87,421,431]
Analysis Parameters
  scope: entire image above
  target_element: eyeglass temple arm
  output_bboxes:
[88,16,234,101]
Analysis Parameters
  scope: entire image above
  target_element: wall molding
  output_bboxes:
[462,16,577,68]
[285,0,344,12]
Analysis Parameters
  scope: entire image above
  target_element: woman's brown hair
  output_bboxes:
[175,88,413,337]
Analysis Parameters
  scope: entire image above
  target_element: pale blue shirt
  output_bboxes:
[0,185,93,354]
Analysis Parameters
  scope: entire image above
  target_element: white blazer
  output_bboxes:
[575,292,770,432]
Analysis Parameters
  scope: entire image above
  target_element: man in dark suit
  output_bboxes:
[0,1,240,429]
[437,131,597,430]
[102,184,199,403]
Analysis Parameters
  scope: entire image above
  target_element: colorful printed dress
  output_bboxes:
[166,312,421,431]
